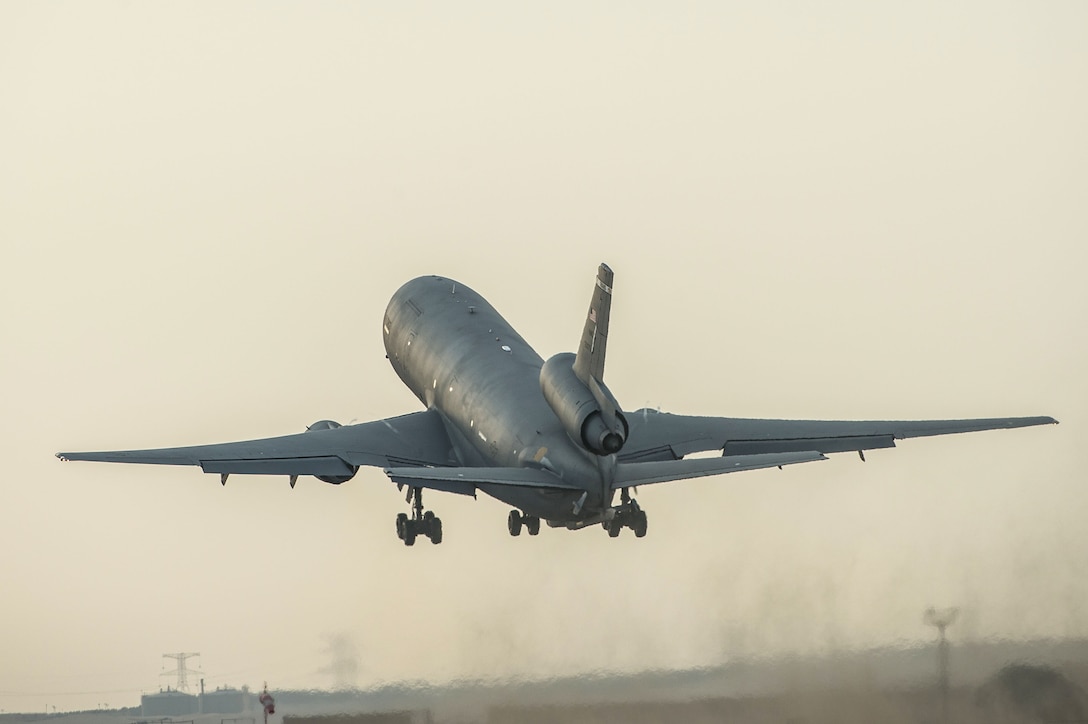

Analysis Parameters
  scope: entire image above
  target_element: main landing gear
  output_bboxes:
[603,488,648,538]
[507,509,541,537]
[396,487,442,546]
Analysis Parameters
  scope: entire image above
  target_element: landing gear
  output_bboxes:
[424,510,443,545]
[603,488,648,538]
[508,510,541,537]
[396,487,442,546]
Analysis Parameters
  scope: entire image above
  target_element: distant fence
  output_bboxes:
[282,713,429,724]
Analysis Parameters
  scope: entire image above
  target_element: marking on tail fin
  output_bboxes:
[574,263,614,384]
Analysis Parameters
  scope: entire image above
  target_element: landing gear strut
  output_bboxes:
[603,488,648,538]
[507,509,541,537]
[396,487,442,546]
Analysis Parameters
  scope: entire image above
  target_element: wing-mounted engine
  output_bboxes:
[540,353,628,456]
[305,420,359,483]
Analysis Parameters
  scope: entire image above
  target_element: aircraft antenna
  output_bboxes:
[161,652,201,692]
[923,607,958,724]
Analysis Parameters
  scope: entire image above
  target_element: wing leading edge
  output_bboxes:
[620,412,1058,462]
[57,410,455,479]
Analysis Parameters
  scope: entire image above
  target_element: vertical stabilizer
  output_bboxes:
[573,263,613,384]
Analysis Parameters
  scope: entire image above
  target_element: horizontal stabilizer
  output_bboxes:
[384,465,586,496]
[611,451,826,489]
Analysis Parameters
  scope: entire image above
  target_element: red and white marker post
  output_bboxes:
[258,683,275,724]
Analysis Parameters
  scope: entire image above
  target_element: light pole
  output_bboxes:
[924,606,959,724]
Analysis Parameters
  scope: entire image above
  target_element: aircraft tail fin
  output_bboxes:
[572,263,613,384]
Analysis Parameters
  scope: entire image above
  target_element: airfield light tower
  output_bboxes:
[923,607,958,724]
[161,652,201,692]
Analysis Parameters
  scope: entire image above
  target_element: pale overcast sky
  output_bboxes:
[1,1,1085,714]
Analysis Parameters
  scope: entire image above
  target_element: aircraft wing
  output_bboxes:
[56,410,455,480]
[619,411,1059,462]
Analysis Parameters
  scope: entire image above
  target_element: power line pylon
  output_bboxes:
[923,608,958,724]
[161,652,202,692]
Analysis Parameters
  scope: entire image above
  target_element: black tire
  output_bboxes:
[430,518,443,545]
[633,511,648,538]
[526,516,541,536]
[404,524,417,546]
[423,510,435,522]
[607,518,622,538]
[507,509,522,536]
[396,513,408,540]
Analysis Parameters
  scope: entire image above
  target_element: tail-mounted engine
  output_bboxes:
[540,353,628,456]
[305,420,359,484]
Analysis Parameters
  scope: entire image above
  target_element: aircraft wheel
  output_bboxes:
[525,516,541,536]
[396,513,408,540]
[507,510,523,537]
[606,518,622,538]
[403,524,417,546]
[429,517,443,545]
[633,511,648,538]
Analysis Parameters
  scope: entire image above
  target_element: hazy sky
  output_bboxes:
[2,1,1085,714]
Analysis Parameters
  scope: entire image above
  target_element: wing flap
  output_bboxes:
[723,434,896,456]
[201,457,355,476]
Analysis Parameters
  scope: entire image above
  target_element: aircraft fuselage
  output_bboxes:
[383,275,611,522]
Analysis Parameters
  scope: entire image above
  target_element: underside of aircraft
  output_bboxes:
[58,264,1057,545]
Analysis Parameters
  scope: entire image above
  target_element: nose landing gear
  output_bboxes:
[396,487,442,546]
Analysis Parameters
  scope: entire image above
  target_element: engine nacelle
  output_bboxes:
[306,420,359,484]
[539,353,628,456]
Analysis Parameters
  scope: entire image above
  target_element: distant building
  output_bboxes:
[201,686,251,714]
[141,688,198,717]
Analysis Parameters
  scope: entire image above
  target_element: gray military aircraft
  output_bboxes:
[58,264,1056,545]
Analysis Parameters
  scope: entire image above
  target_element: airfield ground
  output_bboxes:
[6,639,1088,724]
